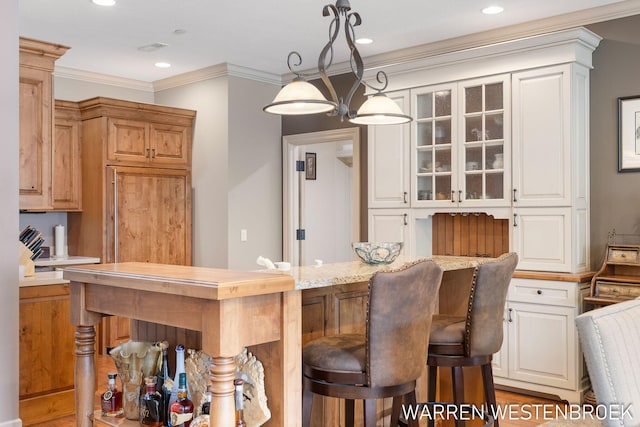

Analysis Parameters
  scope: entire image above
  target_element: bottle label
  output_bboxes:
[171,412,193,425]
[103,390,113,401]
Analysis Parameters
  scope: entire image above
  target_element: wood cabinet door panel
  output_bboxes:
[19,67,52,209]
[107,118,149,164]
[107,166,192,265]
[150,123,190,167]
[53,116,82,210]
[19,285,75,398]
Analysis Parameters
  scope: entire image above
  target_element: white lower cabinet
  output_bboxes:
[493,277,590,403]
[368,209,411,248]
[512,207,573,272]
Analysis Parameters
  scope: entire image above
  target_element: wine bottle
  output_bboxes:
[168,345,189,426]
[100,372,124,417]
[157,345,172,426]
[169,372,194,427]
[140,376,163,427]
[201,385,212,415]
[234,379,247,427]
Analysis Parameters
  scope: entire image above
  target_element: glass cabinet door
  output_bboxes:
[460,75,510,204]
[412,84,457,204]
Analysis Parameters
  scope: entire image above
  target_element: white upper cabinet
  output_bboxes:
[367,90,411,208]
[512,65,571,207]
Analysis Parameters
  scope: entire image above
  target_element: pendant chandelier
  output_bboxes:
[263,0,412,125]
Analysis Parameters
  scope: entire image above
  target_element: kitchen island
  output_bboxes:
[64,256,493,427]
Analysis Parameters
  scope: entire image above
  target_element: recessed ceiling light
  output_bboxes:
[155,62,171,68]
[482,5,504,15]
[91,0,116,6]
[356,38,373,45]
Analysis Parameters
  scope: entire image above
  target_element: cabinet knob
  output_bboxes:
[537,289,543,295]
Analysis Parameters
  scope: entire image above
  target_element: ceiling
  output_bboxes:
[18,0,636,83]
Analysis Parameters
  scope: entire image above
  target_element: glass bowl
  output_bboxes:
[352,242,403,265]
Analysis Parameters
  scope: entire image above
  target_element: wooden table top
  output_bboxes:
[63,262,295,300]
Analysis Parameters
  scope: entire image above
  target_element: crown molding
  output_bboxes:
[284,0,640,82]
[54,66,154,92]
[152,63,282,92]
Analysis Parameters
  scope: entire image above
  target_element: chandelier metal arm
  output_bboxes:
[318,4,341,112]
[342,11,364,119]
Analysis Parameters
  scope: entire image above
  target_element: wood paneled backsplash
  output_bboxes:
[432,213,509,258]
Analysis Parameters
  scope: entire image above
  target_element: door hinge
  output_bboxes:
[296,229,306,241]
[296,160,305,172]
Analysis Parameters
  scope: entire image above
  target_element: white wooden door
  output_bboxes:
[507,302,576,390]
[512,207,572,272]
[368,209,411,254]
[368,90,411,208]
[512,65,571,207]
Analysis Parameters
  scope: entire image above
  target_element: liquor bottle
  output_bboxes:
[234,379,247,427]
[157,345,172,426]
[101,372,124,417]
[169,372,194,427]
[168,345,189,426]
[140,376,163,427]
[200,385,212,415]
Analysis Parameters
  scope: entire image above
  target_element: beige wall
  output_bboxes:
[155,77,231,268]
[588,16,640,269]
[0,1,20,426]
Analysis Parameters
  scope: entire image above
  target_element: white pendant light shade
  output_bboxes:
[350,93,412,125]
[264,79,336,115]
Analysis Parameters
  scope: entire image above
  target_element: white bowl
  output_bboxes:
[352,242,403,265]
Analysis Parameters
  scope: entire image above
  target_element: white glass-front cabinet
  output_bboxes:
[411,75,511,208]
[368,90,411,208]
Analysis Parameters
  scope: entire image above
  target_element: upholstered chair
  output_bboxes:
[302,260,444,427]
[575,297,640,427]
[426,252,518,427]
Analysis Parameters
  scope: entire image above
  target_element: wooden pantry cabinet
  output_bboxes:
[68,97,196,350]
[19,37,70,211]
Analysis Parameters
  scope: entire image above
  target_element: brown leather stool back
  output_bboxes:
[367,259,444,387]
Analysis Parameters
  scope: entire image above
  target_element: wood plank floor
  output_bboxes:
[30,355,563,427]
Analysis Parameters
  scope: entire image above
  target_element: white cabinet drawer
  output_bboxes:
[508,278,577,307]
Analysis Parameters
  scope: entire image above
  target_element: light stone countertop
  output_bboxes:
[262,256,495,290]
[19,270,69,287]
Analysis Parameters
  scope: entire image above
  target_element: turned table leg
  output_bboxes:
[75,325,96,427]
[210,356,236,427]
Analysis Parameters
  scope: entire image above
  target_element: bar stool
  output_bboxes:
[302,260,444,427]
[426,252,518,427]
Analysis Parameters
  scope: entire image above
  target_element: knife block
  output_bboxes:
[19,241,35,277]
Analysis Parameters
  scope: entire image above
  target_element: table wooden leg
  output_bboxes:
[210,356,236,427]
[75,325,96,427]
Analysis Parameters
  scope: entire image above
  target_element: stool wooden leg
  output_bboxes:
[345,399,355,427]
[391,395,402,427]
[302,389,313,427]
[364,399,377,427]
[452,367,465,427]
[481,363,498,427]
[427,365,437,427]
[405,391,419,427]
